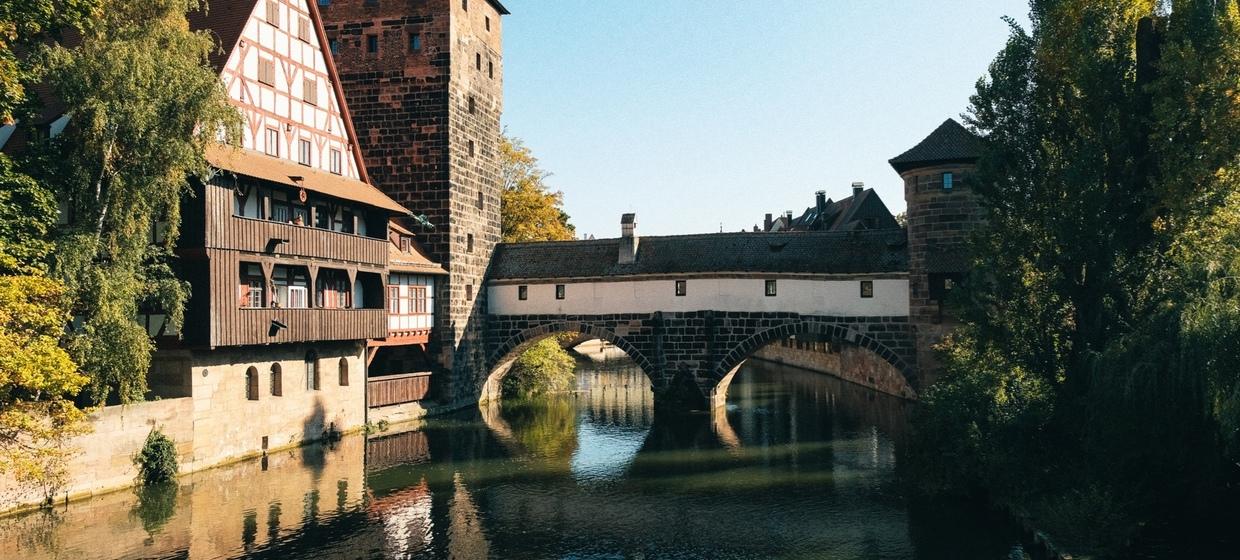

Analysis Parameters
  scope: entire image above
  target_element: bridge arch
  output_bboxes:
[481,321,657,403]
[707,319,916,408]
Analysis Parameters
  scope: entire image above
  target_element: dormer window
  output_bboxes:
[400,236,410,252]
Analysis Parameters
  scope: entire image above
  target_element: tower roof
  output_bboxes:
[888,118,981,173]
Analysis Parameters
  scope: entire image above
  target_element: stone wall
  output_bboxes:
[321,0,505,406]
[750,342,916,399]
[0,341,367,514]
[901,163,984,385]
[484,312,917,408]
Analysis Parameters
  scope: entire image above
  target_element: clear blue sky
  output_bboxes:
[500,1,1031,238]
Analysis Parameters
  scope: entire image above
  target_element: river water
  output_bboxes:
[0,354,1029,559]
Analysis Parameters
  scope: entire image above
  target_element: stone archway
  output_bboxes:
[481,321,657,404]
[707,319,916,408]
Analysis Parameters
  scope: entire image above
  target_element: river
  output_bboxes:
[0,352,1031,559]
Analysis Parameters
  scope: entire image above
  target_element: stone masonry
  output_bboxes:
[483,312,916,409]
[321,0,505,404]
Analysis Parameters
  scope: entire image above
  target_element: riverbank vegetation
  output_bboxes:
[906,1,1240,555]
[501,336,578,398]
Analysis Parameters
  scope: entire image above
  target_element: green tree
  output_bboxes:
[502,335,577,398]
[500,133,575,242]
[910,1,1240,552]
[34,0,240,404]
[0,0,102,122]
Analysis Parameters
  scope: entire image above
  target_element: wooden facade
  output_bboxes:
[367,372,432,408]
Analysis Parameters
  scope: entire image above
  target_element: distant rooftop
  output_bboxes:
[888,118,981,173]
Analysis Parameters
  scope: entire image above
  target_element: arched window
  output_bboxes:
[270,363,283,396]
[245,366,259,401]
[306,351,319,391]
[338,357,349,386]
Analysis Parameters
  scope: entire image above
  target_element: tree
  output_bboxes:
[0,0,102,122]
[32,0,240,404]
[909,1,1240,552]
[500,133,575,242]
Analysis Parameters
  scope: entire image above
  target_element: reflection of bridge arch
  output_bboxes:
[708,319,916,407]
[481,321,656,403]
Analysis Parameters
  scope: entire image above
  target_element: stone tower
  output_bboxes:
[320,0,507,404]
[889,118,983,387]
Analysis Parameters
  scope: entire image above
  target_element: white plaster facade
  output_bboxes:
[488,275,909,316]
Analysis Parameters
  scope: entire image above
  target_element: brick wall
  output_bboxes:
[322,0,504,404]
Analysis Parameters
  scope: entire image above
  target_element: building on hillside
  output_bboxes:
[320,0,508,406]
[760,183,901,233]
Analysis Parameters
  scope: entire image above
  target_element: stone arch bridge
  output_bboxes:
[480,224,923,410]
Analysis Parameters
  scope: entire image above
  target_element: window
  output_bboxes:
[477,190,484,209]
[303,78,318,105]
[475,53,481,70]
[555,284,565,300]
[675,280,686,296]
[298,139,312,166]
[246,367,259,401]
[298,18,310,42]
[462,0,467,10]
[942,172,954,191]
[408,33,421,52]
[860,280,874,298]
[265,127,279,156]
[467,233,474,252]
[258,58,276,85]
[338,358,349,386]
[765,279,777,297]
[485,16,491,31]
[488,61,493,79]
[465,283,473,301]
[518,285,528,300]
[329,149,342,175]
[329,38,340,55]
[239,263,266,308]
[468,96,476,114]
[410,286,428,313]
[273,265,310,308]
[318,0,330,5]
[400,236,410,252]
[305,351,319,391]
[270,363,283,396]
[366,34,378,54]
[468,139,475,156]
[316,269,351,309]
[266,0,279,27]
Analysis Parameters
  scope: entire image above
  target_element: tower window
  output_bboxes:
[246,367,259,401]
[488,61,493,79]
[462,0,468,10]
[338,358,349,387]
[468,96,476,114]
[408,33,421,52]
[674,280,686,297]
[765,279,777,297]
[329,38,340,55]
[860,280,874,298]
[270,363,282,396]
[477,190,484,209]
[518,285,528,300]
[466,284,473,301]
[555,284,565,300]
[468,139,475,156]
[475,53,481,70]
[366,34,378,54]
[942,172,954,191]
[467,233,474,252]
[305,351,320,391]
[485,16,491,31]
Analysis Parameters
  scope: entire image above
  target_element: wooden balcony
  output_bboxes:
[367,372,432,408]
[213,307,386,347]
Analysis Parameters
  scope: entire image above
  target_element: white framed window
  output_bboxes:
[265,128,279,157]
[298,139,312,166]
[329,149,342,175]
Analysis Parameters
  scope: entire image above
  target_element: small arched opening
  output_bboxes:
[270,363,283,396]
[245,366,259,401]
[338,357,349,387]
[305,351,320,391]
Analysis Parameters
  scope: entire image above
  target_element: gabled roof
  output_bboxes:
[388,221,448,275]
[491,230,908,281]
[888,118,981,173]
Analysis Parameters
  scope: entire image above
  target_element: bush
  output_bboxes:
[502,335,577,398]
[134,429,178,484]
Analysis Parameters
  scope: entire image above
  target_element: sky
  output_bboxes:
[499,1,1032,238]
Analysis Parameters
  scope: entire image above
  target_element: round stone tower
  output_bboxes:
[889,118,983,387]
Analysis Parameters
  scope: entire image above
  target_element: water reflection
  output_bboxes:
[1,355,1024,560]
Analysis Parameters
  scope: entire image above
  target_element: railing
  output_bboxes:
[218,307,387,346]
[368,372,432,408]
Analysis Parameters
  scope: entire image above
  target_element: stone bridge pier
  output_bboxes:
[483,311,917,411]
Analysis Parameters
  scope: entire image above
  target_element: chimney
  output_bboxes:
[764,213,773,231]
[618,213,638,264]
[852,181,865,197]
[815,190,827,215]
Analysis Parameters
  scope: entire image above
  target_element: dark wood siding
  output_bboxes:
[367,372,432,408]
[203,182,387,267]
